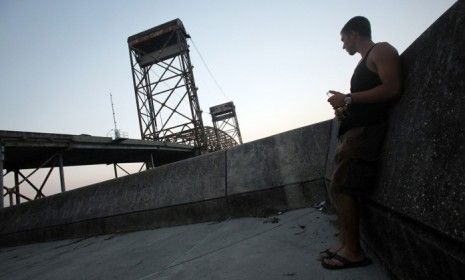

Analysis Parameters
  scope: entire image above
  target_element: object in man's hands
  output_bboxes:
[335,105,350,120]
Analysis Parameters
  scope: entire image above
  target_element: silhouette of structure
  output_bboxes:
[0,19,244,208]
[128,19,207,150]
[127,19,244,153]
[210,102,243,150]
[0,131,194,208]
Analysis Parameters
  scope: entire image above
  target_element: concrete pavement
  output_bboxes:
[0,208,389,280]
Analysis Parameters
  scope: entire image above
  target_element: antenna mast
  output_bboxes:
[109,92,121,139]
[110,93,118,131]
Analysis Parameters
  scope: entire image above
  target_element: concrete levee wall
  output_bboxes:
[0,120,332,247]
[358,2,465,279]
[227,120,331,195]
[0,151,227,244]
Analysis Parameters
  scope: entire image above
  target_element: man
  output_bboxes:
[320,16,402,269]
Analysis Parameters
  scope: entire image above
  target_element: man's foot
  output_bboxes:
[317,249,336,261]
[321,252,372,270]
[317,246,342,261]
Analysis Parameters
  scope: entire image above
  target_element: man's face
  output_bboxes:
[341,32,357,56]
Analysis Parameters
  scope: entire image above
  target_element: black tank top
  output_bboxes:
[339,44,391,137]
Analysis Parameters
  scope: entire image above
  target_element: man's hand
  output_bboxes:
[327,90,346,109]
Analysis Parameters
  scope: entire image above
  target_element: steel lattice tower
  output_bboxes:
[128,19,206,150]
[209,102,243,150]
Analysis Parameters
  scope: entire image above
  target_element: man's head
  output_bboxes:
[340,16,372,55]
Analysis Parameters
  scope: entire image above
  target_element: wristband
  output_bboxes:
[344,94,352,105]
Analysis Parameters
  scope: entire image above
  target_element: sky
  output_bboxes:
[0,0,457,203]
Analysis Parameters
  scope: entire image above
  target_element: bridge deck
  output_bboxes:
[0,130,196,170]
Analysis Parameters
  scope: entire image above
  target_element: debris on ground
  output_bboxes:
[263,217,280,224]
[312,200,326,211]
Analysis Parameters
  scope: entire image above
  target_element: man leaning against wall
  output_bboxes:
[319,16,402,270]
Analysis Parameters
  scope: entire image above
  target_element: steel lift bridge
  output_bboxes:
[1,19,242,208]
[127,19,242,152]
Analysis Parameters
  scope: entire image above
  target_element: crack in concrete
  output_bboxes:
[137,209,316,280]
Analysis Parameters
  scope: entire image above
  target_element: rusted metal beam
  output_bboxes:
[18,171,44,198]
[138,162,146,173]
[35,165,55,199]
[14,170,20,205]
[113,163,118,178]
[58,154,65,192]
[116,164,130,175]
[0,145,4,208]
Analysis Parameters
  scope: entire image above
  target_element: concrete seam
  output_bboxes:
[142,217,232,280]
[224,150,232,217]
[166,209,317,267]
[226,177,327,197]
[224,150,228,198]
[137,209,317,279]
[0,198,228,239]
[322,120,334,203]
[323,119,334,180]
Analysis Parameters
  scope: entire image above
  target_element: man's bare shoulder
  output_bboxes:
[372,42,400,59]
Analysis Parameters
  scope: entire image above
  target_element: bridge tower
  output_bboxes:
[209,101,243,150]
[128,19,206,150]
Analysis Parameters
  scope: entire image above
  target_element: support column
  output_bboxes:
[113,164,118,178]
[14,170,20,205]
[0,145,4,208]
[8,191,13,207]
[58,154,66,192]
[150,153,155,169]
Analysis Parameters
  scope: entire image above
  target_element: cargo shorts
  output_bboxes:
[329,121,387,202]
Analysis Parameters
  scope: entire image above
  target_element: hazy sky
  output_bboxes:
[0,0,457,202]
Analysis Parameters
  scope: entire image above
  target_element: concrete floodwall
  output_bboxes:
[0,152,227,245]
[227,120,331,195]
[358,2,465,279]
[0,120,332,247]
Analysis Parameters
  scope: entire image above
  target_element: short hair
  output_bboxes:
[341,16,371,39]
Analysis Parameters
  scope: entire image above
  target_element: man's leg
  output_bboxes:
[330,184,346,251]
[319,207,345,258]
[323,193,365,266]
[319,162,347,259]
[321,127,364,260]
[321,125,385,266]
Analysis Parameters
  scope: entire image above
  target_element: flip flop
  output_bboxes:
[317,249,337,261]
[321,253,372,270]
